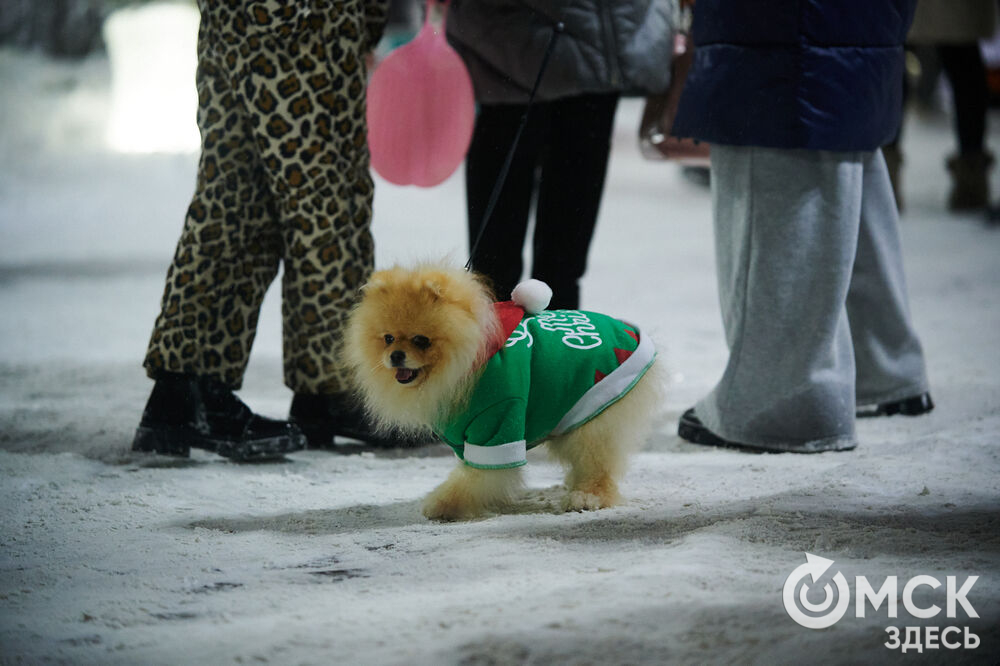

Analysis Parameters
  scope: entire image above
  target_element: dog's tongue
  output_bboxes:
[395,368,417,383]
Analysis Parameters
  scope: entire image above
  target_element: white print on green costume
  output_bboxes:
[533,310,603,350]
[505,319,534,348]
[435,309,656,470]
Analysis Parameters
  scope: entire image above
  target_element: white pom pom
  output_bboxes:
[511,279,552,314]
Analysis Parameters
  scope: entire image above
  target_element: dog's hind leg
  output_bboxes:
[422,463,524,521]
[548,361,664,512]
[548,414,625,511]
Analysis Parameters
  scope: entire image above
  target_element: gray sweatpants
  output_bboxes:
[696,145,929,452]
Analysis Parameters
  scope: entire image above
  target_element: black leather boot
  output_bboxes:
[677,408,761,453]
[289,393,427,449]
[132,373,306,461]
[857,392,934,418]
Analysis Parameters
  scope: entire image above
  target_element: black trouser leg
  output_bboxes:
[465,103,547,301]
[938,43,988,155]
[532,93,618,310]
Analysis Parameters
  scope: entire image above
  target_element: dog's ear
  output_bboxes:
[361,271,391,295]
[420,278,444,302]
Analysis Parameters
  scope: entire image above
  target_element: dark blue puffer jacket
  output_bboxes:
[672,0,916,151]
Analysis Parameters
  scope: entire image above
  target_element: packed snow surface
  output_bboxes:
[1,46,998,664]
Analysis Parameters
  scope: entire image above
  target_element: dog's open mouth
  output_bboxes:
[395,368,420,384]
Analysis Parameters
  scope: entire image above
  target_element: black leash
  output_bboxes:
[465,21,564,271]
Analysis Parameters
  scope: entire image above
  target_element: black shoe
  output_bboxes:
[677,408,764,453]
[857,392,934,418]
[132,373,305,462]
[289,393,427,449]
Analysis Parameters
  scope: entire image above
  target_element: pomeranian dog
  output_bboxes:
[344,263,663,521]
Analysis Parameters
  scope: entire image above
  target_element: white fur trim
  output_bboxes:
[511,279,552,314]
[463,440,527,469]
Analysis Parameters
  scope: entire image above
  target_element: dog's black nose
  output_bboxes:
[390,350,406,367]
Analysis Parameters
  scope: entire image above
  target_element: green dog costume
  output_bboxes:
[435,283,656,469]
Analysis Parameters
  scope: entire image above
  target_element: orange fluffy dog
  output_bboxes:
[344,264,663,521]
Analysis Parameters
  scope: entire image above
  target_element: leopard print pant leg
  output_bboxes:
[144,9,283,389]
[144,0,388,393]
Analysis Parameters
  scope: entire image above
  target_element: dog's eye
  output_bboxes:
[411,335,431,350]
[383,334,394,345]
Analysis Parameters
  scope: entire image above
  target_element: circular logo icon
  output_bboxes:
[783,553,851,629]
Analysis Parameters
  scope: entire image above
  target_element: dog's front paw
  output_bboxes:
[421,493,482,521]
[562,490,616,512]
[422,464,522,520]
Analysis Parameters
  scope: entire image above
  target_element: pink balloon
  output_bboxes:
[367,1,475,187]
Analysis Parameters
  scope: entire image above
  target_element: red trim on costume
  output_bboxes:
[614,347,634,366]
[482,301,526,360]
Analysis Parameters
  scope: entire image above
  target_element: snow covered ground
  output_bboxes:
[1,43,999,665]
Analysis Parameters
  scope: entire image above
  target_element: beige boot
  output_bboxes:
[946,152,993,211]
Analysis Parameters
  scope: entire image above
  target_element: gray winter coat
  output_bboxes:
[445,0,674,104]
